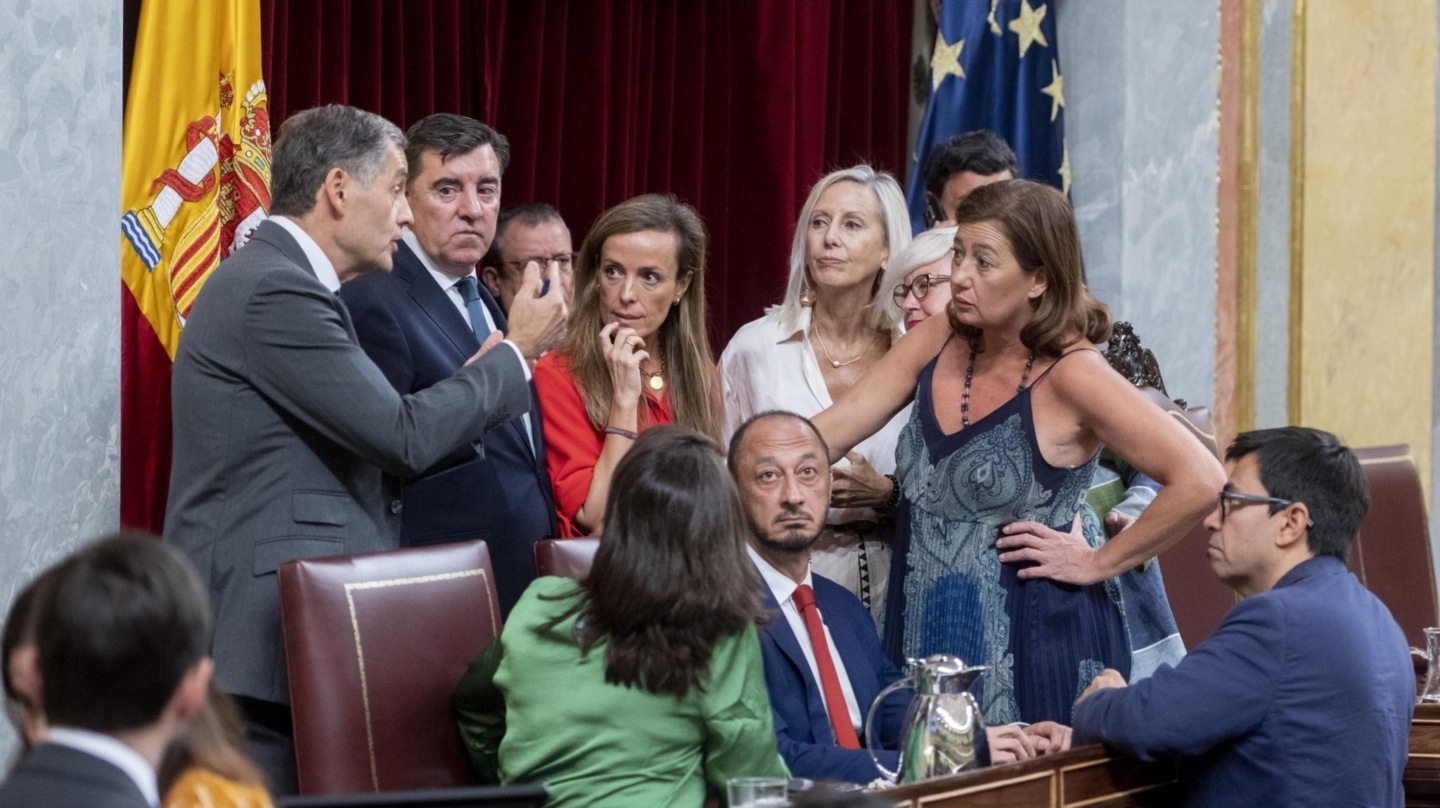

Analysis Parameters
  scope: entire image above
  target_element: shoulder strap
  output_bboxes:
[1027,347,1102,389]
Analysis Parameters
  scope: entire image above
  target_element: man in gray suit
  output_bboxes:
[164,104,566,793]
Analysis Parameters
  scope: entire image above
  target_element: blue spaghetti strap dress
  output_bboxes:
[881,347,1131,726]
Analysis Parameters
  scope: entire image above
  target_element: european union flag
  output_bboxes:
[905,0,1068,232]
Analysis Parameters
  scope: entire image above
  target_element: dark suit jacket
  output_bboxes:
[757,572,910,784]
[339,242,557,613]
[166,220,531,704]
[0,743,150,808]
[1074,556,1415,808]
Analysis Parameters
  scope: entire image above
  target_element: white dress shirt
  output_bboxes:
[271,215,342,292]
[47,726,160,807]
[748,545,863,732]
[722,309,911,611]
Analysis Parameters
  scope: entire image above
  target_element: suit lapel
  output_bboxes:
[476,280,508,332]
[758,585,837,745]
[396,244,543,463]
[394,243,480,358]
[469,277,543,463]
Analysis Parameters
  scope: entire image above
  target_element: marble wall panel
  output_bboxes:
[1057,0,1126,314]
[1255,0,1292,429]
[1116,2,1218,408]
[1059,0,1219,408]
[0,0,123,756]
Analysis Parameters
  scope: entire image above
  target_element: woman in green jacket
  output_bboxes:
[455,425,789,807]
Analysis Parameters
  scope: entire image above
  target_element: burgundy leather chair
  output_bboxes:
[532,538,600,580]
[1350,445,1438,650]
[278,540,501,794]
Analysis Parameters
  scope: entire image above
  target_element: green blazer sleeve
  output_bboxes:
[701,622,791,794]
[453,639,507,784]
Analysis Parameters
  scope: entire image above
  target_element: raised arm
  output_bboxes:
[812,313,950,461]
[1000,350,1226,584]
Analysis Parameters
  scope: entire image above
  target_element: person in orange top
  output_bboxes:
[534,194,722,536]
[160,687,273,808]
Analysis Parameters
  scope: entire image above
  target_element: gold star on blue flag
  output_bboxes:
[906,0,1069,232]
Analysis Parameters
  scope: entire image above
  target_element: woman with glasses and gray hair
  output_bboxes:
[882,226,958,332]
[720,165,912,624]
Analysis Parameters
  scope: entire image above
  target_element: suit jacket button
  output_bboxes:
[389,500,403,514]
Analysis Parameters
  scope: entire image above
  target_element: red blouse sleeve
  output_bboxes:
[533,353,680,537]
[533,353,602,538]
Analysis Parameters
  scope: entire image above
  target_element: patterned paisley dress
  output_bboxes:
[881,349,1131,726]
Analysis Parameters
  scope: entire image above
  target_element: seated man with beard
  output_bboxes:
[727,411,1070,784]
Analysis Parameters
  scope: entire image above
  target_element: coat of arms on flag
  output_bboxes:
[120,0,271,533]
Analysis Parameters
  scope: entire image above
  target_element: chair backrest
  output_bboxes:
[1350,445,1438,648]
[279,540,502,795]
[532,538,600,580]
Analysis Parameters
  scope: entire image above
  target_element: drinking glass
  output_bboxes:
[727,776,788,807]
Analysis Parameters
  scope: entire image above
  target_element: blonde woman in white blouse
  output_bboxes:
[720,165,912,624]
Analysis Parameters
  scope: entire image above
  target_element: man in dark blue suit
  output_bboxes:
[1074,427,1414,808]
[340,114,557,614]
[728,411,1057,784]
[0,534,212,808]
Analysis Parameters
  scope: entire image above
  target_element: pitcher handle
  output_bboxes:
[866,677,912,783]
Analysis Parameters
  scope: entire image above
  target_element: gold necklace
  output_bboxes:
[811,322,874,368]
[641,354,666,391]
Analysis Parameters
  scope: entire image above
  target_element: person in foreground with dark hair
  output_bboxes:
[730,411,1068,785]
[815,180,1224,726]
[0,532,213,808]
[1073,427,1414,808]
[453,425,788,806]
[2,566,61,766]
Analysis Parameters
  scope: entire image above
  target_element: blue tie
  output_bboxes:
[456,275,493,342]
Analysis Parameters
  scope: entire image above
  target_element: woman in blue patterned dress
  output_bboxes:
[814,180,1224,725]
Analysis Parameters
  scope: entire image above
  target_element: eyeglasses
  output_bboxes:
[504,253,575,272]
[892,274,951,306]
[1217,490,1314,529]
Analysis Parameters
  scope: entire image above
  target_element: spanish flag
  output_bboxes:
[120,0,270,533]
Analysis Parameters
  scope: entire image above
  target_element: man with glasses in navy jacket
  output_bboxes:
[1073,427,1414,808]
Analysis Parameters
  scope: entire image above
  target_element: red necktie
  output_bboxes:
[791,584,861,749]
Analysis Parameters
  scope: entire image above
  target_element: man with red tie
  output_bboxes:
[728,411,1059,784]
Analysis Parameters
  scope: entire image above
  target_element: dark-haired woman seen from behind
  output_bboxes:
[454,426,788,807]
[534,194,722,537]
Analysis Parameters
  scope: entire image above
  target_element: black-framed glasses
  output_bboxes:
[1218,490,1314,529]
[504,253,575,272]
[892,274,951,306]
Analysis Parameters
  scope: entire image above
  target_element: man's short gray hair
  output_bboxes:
[269,105,407,218]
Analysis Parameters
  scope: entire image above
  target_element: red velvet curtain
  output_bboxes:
[260,0,911,346]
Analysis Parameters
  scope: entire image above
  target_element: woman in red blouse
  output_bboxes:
[533,195,722,536]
